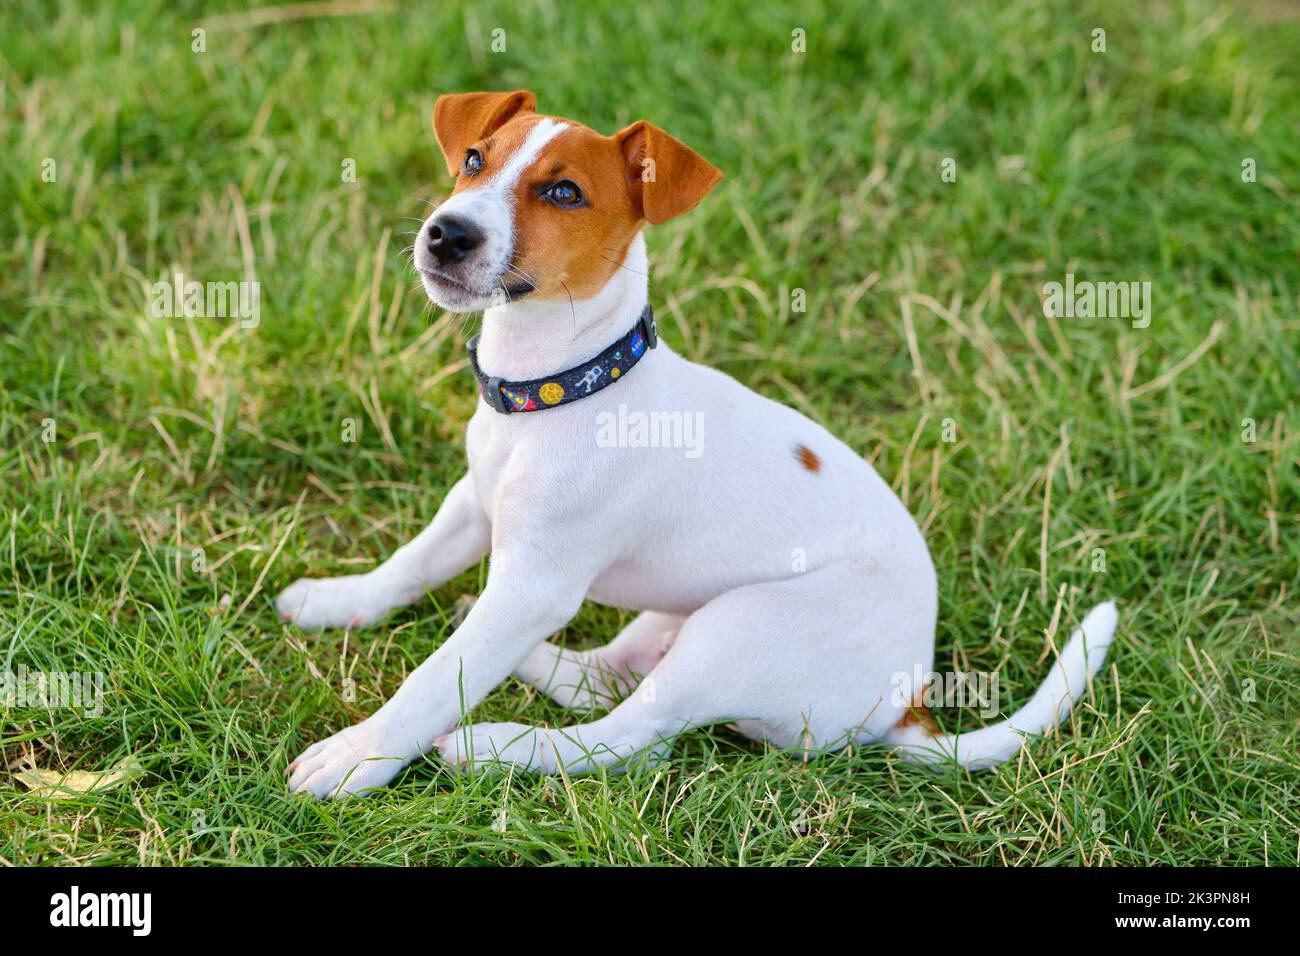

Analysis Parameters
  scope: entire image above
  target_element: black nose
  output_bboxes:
[426,216,481,266]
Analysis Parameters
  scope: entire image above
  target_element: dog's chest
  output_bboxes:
[463,407,578,523]
[464,410,515,517]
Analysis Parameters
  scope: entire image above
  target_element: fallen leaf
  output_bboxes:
[14,757,142,799]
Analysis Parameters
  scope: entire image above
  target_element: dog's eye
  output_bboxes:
[463,149,483,175]
[543,180,584,207]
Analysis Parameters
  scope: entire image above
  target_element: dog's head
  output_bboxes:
[415,90,722,312]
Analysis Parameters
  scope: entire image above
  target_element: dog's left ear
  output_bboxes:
[432,90,537,177]
[614,121,723,225]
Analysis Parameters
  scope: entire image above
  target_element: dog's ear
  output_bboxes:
[432,90,537,177]
[613,121,723,225]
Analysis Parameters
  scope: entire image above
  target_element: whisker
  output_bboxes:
[557,279,577,340]
[504,262,540,285]
[597,249,649,278]
[459,311,480,341]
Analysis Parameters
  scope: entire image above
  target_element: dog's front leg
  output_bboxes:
[287,545,589,799]
[276,475,489,629]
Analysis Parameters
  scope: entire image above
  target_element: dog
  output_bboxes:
[279,90,1118,799]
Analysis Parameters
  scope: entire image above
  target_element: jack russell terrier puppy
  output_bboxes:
[279,90,1118,799]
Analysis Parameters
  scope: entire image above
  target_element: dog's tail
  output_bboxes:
[886,601,1118,769]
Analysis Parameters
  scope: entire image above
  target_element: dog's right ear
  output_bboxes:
[432,90,537,177]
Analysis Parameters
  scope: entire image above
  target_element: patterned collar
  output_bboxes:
[466,303,658,414]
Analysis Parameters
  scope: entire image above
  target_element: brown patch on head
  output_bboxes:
[430,90,723,302]
[506,122,649,299]
[897,698,941,736]
[432,90,538,177]
[442,112,550,197]
[795,444,821,473]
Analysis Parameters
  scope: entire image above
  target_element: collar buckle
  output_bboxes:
[467,335,511,414]
[485,375,508,413]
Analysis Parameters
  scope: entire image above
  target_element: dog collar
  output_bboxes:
[466,303,658,414]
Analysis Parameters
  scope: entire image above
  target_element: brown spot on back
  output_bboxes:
[795,444,821,473]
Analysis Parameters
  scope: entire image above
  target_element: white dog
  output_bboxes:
[279,91,1117,799]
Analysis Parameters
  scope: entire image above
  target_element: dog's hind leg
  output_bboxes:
[438,556,933,773]
[511,611,684,711]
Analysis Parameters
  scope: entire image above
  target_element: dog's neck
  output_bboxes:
[473,233,650,382]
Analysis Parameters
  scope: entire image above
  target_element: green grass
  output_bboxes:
[2,0,1297,866]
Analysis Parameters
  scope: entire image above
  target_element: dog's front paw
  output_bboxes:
[276,574,390,630]
[288,719,412,799]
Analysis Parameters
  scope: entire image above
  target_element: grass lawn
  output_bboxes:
[1,0,1297,866]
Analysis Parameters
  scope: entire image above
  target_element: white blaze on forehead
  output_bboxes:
[486,118,570,195]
